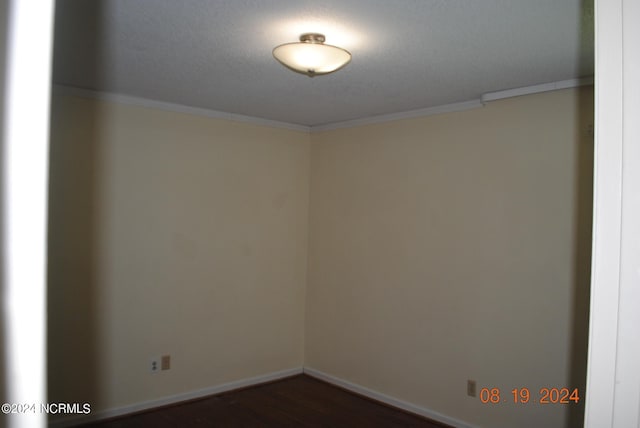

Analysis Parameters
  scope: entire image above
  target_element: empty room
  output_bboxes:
[6,0,627,427]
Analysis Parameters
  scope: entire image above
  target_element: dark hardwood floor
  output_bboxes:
[80,374,451,427]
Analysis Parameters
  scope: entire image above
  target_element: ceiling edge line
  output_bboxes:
[480,76,594,103]
[312,76,595,133]
[52,77,594,134]
[50,85,311,133]
[310,100,484,133]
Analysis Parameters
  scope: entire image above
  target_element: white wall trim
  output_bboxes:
[585,0,640,426]
[583,1,622,425]
[54,78,594,135]
[2,2,55,427]
[51,85,311,133]
[303,367,478,428]
[309,99,484,132]
[481,77,594,103]
[48,366,479,427]
[48,367,303,427]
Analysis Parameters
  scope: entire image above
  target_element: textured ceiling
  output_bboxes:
[52,0,594,127]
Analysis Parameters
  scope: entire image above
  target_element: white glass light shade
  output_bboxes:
[272,33,351,77]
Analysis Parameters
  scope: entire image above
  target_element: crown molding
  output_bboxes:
[481,76,594,103]
[52,77,594,134]
[51,85,311,133]
[310,99,484,132]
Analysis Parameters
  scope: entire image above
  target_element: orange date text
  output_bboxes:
[479,387,580,404]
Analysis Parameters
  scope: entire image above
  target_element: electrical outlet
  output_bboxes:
[161,354,171,371]
[150,356,161,373]
[467,380,476,397]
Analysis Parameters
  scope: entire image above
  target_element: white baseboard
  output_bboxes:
[48,367,303,427]
[303,367,478,428]
[49,366,477,427]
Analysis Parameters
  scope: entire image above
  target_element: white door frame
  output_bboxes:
[2,1,55,427]
[584,0,640,426]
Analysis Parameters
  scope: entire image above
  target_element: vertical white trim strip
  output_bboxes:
[584,0,623,424]
[612,0,640,424]
[2,1,55,427]
[585,0,623,425]
[585,0,640,426]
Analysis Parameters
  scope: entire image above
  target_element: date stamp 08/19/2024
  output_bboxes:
[478,387,580,405]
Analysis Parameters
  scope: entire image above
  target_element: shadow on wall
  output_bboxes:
[567,1,594,425]
[47,98,103,417]
[47,0,108,419]
[566,88,594,428]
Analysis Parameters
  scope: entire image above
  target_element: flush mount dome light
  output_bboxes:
[272,33,351,77]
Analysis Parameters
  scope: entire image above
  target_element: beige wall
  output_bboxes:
[48,95,310,411]
[305,87,593,428]
[48,87,593,427]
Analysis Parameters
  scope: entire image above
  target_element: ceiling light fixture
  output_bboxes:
[272,33,351,77]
